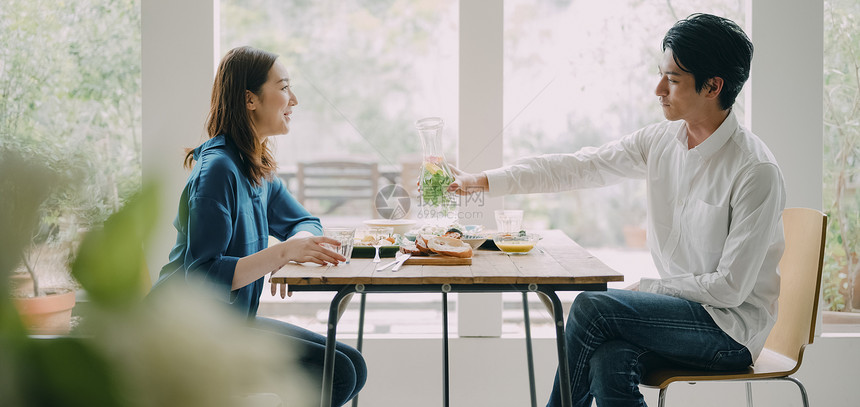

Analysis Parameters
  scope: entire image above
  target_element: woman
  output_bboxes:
[154,46,366,406]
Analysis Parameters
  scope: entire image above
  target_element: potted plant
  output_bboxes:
[5,147,104,335]
[11,215,81,335]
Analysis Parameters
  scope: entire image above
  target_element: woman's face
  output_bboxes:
[247,61,298,139]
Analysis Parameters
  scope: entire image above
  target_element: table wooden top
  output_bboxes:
[270,230,625,286]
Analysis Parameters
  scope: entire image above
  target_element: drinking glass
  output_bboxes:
[494,210,524,234]
[322,227,356,265]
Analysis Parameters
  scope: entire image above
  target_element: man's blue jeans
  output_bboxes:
[546,289,752,407]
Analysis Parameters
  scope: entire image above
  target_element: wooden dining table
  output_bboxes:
[270,230,624,407]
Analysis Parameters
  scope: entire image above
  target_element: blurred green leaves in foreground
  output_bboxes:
[1,149,312,407]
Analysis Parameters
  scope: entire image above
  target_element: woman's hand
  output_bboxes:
[269,233,346,298]
[280,235,346,266]
[446,165,489,196]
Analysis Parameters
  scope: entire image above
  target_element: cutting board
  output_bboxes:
[403,255,472,266]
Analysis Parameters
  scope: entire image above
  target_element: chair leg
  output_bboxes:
[657,387,667,407]
[783,376,810,407]
[745,382,753,407]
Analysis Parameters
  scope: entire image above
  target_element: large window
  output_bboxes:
[221,0,458,219]
[503,0,745,248]
[1,0,141,283]
[822,0,860,324]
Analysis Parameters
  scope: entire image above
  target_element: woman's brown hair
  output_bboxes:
[184,46,278,186]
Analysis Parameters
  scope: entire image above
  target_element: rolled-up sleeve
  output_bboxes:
[184,196,241,300]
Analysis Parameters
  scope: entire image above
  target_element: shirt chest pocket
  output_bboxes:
[687,199,730,254]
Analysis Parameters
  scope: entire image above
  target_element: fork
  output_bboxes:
[372,242,382,263]
[376,252,404,271]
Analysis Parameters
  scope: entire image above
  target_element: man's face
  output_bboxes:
[654,48,709,122]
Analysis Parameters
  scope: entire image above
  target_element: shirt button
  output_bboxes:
[677,200,684,206]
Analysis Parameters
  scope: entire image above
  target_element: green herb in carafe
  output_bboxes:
[416,117,456,215]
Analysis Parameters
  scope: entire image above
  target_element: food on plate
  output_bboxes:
[427,236,472,258]
[442,228,463,239]
[411,222,468,237]
[400,234,473,258]
[353,233,397,247]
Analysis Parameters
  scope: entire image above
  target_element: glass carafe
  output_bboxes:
[416,117,457,218]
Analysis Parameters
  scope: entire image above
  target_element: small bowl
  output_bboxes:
[462,224,484,234]
[492,233,541,255]
[462,235,488,249]
[363,219,417,235]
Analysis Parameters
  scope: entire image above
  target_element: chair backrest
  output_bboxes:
[296,160,379,218]
[762,208,827,363]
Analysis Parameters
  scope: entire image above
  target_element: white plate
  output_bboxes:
[363,219,417,235]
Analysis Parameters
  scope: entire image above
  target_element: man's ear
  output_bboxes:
[705,77,724,98]
[246,90,257,111]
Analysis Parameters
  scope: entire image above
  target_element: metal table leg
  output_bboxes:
[539,288,572,407]
[322,286,356,407]
[442,291,450,407]
[351,293,367,407]
[522,292,537,407]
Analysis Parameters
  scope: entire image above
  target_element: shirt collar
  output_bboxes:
[674,110,738,159]
[192,134,228,160]
[694,110,737,159]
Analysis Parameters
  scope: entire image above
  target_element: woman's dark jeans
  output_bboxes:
[252,317,367,407]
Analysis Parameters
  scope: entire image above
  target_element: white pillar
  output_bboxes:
[141,0,218,283]
[749,0,823,210]
[457,0,504,337]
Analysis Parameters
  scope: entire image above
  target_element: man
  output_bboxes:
[449,14,785,407]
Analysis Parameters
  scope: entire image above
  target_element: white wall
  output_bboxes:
[141,0,217,281]
[457,0,505,339]
[749,0,823,210]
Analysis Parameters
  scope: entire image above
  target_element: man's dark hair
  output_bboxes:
[662,13,753,110]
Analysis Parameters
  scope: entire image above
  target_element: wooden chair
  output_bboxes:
[641,207,827,407]
[295,160,379,218]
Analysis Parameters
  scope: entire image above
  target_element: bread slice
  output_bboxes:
[427,236,473,258]
[415,234,434,254]
[399,241,425,256]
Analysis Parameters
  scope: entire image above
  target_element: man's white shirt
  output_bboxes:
[484,111,785,359]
